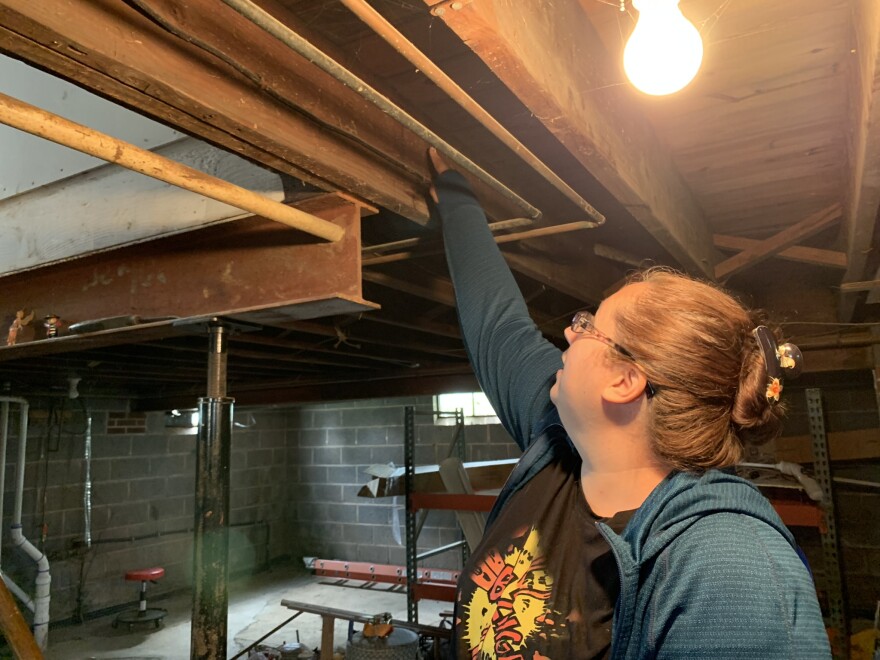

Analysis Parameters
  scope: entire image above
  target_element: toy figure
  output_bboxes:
[6,310,35,346]
[43,314,62,338]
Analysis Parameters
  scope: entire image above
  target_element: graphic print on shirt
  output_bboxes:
[462,525,569,659]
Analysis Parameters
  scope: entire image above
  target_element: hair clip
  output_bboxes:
[752,326,803,404]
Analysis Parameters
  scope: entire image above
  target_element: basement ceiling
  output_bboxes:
[0,0,878,410]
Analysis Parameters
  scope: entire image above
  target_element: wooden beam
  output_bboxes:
[714,204,841,280]
[839,0,880,320]
[0,0,443,224]
[775,428,880,463]
[713,234,847,270]
[839,279,880,293]
[0,194,375,360]
[0,579,43,660]
[423,0,719,278]
[363,267,558,327]
[800,346,874,373]
[503,250,606,307]
[237,321,463,360]
[361,221,595,266]
[363,271,457,307]
[133,365,480,411]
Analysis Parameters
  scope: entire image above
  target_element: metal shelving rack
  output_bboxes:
[404,405,472,624]
[805,388,849,659]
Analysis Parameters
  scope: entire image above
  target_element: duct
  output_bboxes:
[83,414,92,549]
[0,396,51,650]
[340,0,604,227]
[219,0,545,223]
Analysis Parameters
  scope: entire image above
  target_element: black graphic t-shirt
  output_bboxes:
[455,458,633,660]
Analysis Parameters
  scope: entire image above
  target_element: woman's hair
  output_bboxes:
[612,267,787,471]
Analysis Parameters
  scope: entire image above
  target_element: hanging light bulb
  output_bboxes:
[623,0,704,96]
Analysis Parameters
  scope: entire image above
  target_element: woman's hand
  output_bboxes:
[427,147,451,203]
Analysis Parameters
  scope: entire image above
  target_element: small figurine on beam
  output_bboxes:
[6,310,35,346]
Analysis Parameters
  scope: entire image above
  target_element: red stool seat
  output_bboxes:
[125,567,165,582]
[114,566,167,631]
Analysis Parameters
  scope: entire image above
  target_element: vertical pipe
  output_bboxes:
[207,321,228,399]
[191,322,233,660]
[82,415,92,549]
[0,400,9,565]
[9,400,50,649]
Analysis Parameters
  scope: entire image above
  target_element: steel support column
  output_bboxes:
[191,321,233,659]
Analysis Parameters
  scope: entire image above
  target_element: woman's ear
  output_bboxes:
[602,362,649,404]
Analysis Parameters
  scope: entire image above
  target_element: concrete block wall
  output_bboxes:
[0,398,293,622]
[284,396,519,572]
[0,378,875,627]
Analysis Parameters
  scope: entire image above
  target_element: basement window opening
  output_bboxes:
[434,392,499,426]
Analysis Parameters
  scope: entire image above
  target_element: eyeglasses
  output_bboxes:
[570,311,656,398]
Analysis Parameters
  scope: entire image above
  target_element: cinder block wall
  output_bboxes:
[284,396,519,571]
[1,381,875,627]
[0,398,293,622]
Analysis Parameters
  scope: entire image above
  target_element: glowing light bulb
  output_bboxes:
[624,0,704,96]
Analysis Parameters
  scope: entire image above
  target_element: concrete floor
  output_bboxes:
[45,565,448,659]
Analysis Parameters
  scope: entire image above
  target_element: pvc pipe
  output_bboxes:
[0,576,43,660]
[8,400,50,650]
[1,572,34,612]
[340,0,605,227]
[0,92,344,243]
[219,0,544,222]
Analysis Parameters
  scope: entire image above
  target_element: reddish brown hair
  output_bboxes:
[611,268,785,471]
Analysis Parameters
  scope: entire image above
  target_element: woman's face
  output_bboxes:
[550,283,645,430]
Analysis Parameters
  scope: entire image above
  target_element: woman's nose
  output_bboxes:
[564,326,576,345]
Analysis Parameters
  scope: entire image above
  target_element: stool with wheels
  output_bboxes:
[112,567,167,631]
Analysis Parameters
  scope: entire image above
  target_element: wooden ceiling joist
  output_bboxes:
[839,0,880,320]
[714,203,842,280]
[423,0,719,278]
[713,234,847,270]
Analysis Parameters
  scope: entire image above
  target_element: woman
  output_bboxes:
[428,149,830,659]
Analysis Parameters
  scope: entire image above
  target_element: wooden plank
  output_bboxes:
[0,578,43,659]
[839,0,880,321]
[0,194,374,357]
[0,0,441,224]
[362,271,457,307]
[503,250,606,307]
[714,204,841,280]
[775,428,880,463]
[839,279,880,293]
[713,234,847,269]
[801,346,873,373]
[424,0,719,277]
[0,138,286,276]
[133,365,480,411]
